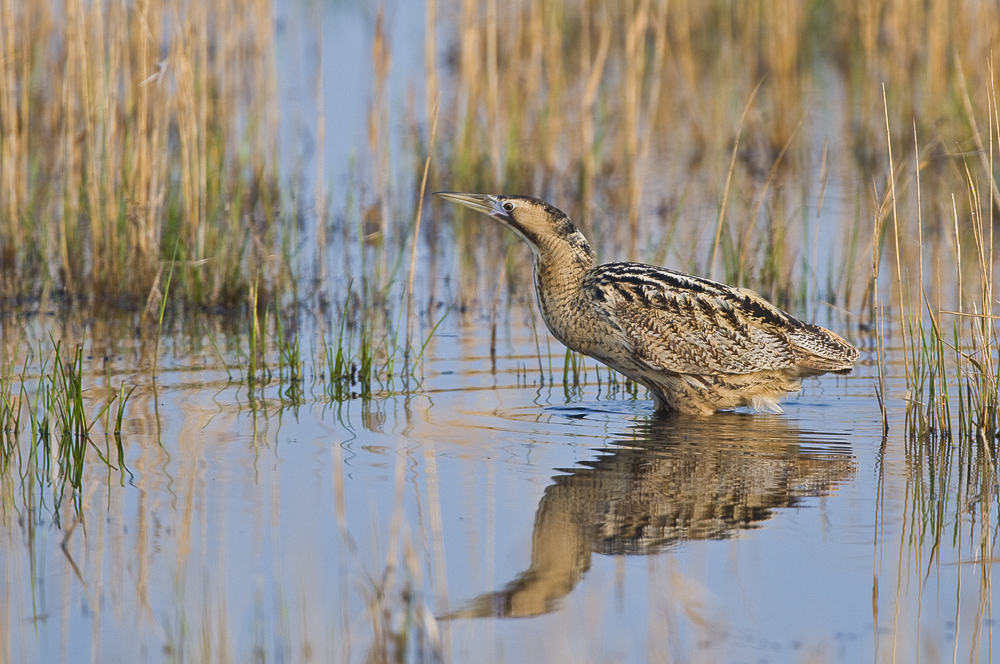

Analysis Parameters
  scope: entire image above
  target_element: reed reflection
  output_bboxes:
[446,412,855,619]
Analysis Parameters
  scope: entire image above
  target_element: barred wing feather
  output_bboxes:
[584,264,856,376]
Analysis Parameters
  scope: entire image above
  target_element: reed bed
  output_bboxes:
[1,0,995,314]
[873,66,1000,445]
[429,0,1000,319]
[0,0,280,309]
[3,0,998,385]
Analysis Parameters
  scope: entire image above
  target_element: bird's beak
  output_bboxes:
[434,192,499,217]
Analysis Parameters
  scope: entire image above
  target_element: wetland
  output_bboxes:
[1,0,999,662]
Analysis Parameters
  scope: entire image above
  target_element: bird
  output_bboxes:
[435,192,859,415]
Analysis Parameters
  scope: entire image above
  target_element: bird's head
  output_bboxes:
[434,192,593,264]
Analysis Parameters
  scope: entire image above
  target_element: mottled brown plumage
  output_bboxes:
[435,192,859,414]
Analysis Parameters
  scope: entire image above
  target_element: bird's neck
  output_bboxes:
[531,237,596,351]
[532,235,596,301]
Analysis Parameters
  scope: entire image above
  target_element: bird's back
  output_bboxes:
[581,262,856,374]
[563,262,858,413]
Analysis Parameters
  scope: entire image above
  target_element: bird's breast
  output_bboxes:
[533,268,625,360]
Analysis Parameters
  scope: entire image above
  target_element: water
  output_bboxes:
[2,313,994,662]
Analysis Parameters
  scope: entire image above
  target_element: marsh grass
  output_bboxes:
[885,89,1000,446]
[432,0,999,321]
[0,0,282,309]
[869,71,1000,658]
[0,338,135,523]
[4,0,998,428]
[320,288,379,402]
[0,353,23,474]
[2,0,998,328]
[5,0,997,416]
[274,304,304,402]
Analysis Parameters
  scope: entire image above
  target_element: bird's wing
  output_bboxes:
[585,264,852,375]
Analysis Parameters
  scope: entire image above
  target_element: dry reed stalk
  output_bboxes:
[0,0,23,272]
[129,0,159,278]
[523,0,544,188]
[542,2,566,182]
[761,0,804,151]
[912,124,923,326]
[734,113,803,287]
[708,95,759,283]
[952,193,963,312]
[623,0,650,253]
[485,0,500,182]
[95,0,121,286]
[956,56,1000,213]
[925,0,948,105]
[73,0,103,287]
[633,0,669,261]
[314,6,327,287]
[173,8,205,270]
[370,8,391,248]
[58,3,80,293]
[365,6,392,301]
[963,159,997,418]
[197,1,208,262]
[405,97,441,364]
[425,0,438,129]
[578,0,611,232]
[456,0,481,174]
[257,0,279,170]
[103,2,124,283]
[670,0,698,97]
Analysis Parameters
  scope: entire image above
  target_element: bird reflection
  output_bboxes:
[443,412,855,619]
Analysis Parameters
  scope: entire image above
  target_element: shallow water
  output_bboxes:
[2,315,995,663]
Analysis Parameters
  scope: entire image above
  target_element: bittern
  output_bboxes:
[435,192,858,415]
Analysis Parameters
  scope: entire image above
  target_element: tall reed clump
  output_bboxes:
[875,62,999,500]
[0,0,281,310]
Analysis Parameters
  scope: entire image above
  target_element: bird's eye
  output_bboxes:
[502,202,514,211]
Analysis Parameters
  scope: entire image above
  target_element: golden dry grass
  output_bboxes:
[0,0,279,309]
[2,0,998,317]
[432,0,999,315]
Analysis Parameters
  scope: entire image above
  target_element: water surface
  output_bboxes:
[3,316,994,662]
